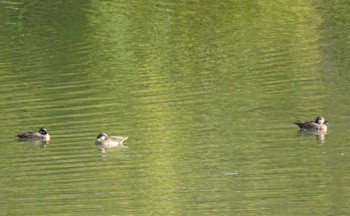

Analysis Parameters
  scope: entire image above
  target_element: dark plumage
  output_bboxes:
[17,128,50,141]
[294,116,328,132]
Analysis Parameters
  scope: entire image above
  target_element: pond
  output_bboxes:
[0,1,350,215]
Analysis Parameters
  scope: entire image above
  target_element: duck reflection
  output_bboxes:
[297,130,327,141]
[17,138,49,148]
[96,143,127,153]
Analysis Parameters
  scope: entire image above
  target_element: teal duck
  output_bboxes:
[95,133,128,147]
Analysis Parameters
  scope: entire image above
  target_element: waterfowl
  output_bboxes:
[95,133,128,147]
[294,116,328,132]
[17,128,50,141]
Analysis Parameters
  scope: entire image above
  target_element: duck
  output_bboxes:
[294,116,328,132]
[95,133,128,147]
[17,128,50,141]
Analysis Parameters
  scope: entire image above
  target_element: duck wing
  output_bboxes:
[17,131,41,138]
[294,121,316,129]
[109,136,128,142]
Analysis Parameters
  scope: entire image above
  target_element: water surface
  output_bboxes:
[0,1,350,215]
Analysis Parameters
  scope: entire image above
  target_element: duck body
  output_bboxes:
[294,116,328,132]
[95,133,128,147]
[17,128,50,141]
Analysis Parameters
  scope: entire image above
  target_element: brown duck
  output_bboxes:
[17,128,50,141]
[294,116,328,132]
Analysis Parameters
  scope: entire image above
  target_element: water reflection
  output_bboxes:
[96,143,128,153]
[16,139,49,148]
[297,130,327,141]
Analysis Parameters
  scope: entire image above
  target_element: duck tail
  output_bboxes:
[294,121,304,129]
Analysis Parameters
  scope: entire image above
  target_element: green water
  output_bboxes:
[0,1,350,215]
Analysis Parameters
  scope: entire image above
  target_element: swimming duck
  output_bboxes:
[17,128,50,141]
[95,133,128,147]
[294,116,328,132]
